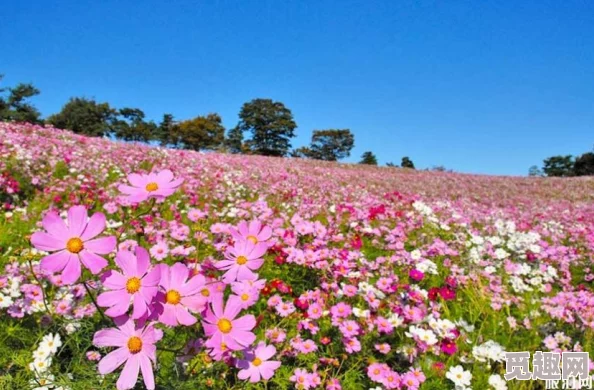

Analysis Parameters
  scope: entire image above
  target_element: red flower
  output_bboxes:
[439,286,456,301]
[440,339,457,355]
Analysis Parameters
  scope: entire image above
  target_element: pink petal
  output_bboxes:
[115,250,137,277]
[98,290,130,309]
[67,205,89,237]
[140,286,158,304]
[39,251,71,273]
[233,329,256,347]
[232,314,256,331]
[135,247,151,275]
[117,354,140,390]
[235,266,256,281]
[31,232,66,252]
[175,305,197,326]
[80,212,106,240]
[102,270,127,290]
[61,255,82,285]
[179,274,205,296]
[98,347,130,374]
[246,258,264,270]
[181,296,207,313]
[132,294,148,319]
[158,304,178,326]
[139,354,155,390]
[84,236,116,255]
[260,361,281,380]
[41,211,69,238]
[79,250,108,274]
[170,263,189,286]
[118,184,141,195]
[223,298,242,320]
[156,169,173,183]
[158,264,170,290]
[93,328,128,348]
[259,345,277,360]
[127,173,147,187]
[142,267,161,287]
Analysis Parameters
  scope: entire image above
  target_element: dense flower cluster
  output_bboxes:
[0,122,593,389]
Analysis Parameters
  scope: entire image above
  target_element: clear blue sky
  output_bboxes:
[2,0,593,175]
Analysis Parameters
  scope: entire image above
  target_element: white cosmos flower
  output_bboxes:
[446,365,472,387]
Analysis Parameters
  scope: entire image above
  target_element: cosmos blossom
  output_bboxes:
[215,239,267,283]
[31,206,116,284]
[97,247,160,319]
[202,295,256,354]
[229,220,273,245]
[118,170,183,203]
[93,318,163,390]
[236,342,281,383]
[157,263,208,326]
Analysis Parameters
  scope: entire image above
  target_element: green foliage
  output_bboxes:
[236,99,297,157]
[156,113,181,147]
[359,151,378,165]
[302,129,355,161]
[401,156,415,169]
[178,113,226,151]
[112,107,158,142]
[0,75,42,124]
[573,152,594,176]
[47,97,117,137]
[542,155,574,177]
[226,126,244,154]
[528,165,543,177]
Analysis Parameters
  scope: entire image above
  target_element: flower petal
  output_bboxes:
[98,347,130,375]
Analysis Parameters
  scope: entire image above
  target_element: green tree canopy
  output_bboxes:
[47,97,117,137]
[156,114,182,148]
[305,129,355,161]
[359,151,378,165]
[573,152,594,176]
[401,156,415,169]
[112,108,157,143]
[0,75,42,124]
[542,155,574,177]
[177,113,225,151]
[235,98,297,157]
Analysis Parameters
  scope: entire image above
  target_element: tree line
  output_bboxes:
[1,73,419,168]
[529,151,594,177]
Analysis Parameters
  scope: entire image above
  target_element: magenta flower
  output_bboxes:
[409,268,425,282]
[230,220,273,245]
[97,247,160,319]
[118,170,183,203]
[31,206,116,284]
[158,263,208,326]
[236,342,281,383]
[202,295,256,353]
[215,240,267,283]
[93,318,163,390]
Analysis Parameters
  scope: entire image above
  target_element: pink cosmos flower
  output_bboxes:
[230,220,273,246]
[440,338,458,355]
[118,170,183,203]
[93,318,163,390]
[290,368,313,389]
[158,263,208,326]
[229,281,259,309]
[97,247,160,319]
[236,342,281,383]
[409,269,424,282]
[202,295,256,353]
[31,206,116,284]
[216,240,267,283]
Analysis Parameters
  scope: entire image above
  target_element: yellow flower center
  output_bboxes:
[217,318,233,334]
[252,357,262,366]
[220,342,227,351]
[126,277,141,293]
[166,290,181,305]
[66,237,84,254]
[247,235,258,244]
[201,288,210,297]
[127,336,143,354]
[236,255,248,265]
[145,182,159,192]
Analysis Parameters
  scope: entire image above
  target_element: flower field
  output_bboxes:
[1,121,594,390]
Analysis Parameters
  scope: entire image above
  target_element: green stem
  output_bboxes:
[28,259,52,315]
[83,281,109,323]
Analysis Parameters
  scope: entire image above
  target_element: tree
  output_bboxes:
[226,126,244,154]
[305,129,354,161]
[573,152,594,176]
[47,97,117,137]
[177,113,225,151]
[155,114,181,147]
[401,156,415,169]
[0,75,41,124]
[112,108,157,143]
[386,162,398,167]
[235,99,297,156]
[528,165,543,177]
[542,155,574,177]
[359,151,378,165]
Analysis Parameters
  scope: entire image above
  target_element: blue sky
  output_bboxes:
[1,0,592,175]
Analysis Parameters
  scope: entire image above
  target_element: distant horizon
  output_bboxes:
[2,0,592,175]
